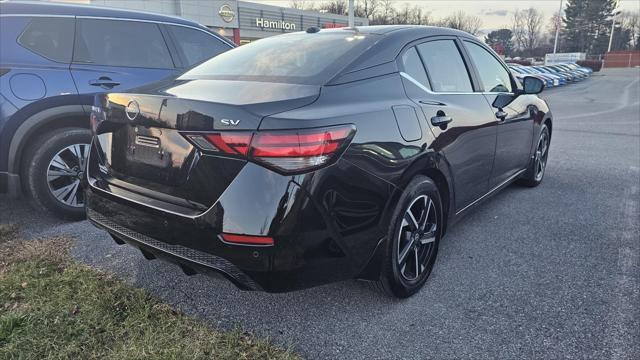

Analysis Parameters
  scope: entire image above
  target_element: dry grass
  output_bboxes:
[0,224,298,360]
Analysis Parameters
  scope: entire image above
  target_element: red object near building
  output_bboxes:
[492,43,505,55]
[603,51,640,68]
[323,22,347,29]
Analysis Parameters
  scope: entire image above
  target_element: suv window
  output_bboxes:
[416,40,473,93]
[401,47,430,90]
[74,19,173,69]
[464,41,513,93]
[17,17,74,63]
[167,25,230,67]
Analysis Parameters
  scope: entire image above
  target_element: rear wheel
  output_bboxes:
[23,127,91,220]
[518,124,550,187]
[378,176,442,298]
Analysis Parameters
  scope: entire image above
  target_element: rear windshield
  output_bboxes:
[179,31,376,85]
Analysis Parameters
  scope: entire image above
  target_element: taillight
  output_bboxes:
[251,126,354,172]
[205,133,252,156]
[182,124,356,174]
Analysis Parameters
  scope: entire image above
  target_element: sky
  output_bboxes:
[256,0,640,31]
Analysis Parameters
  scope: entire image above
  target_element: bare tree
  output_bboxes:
[512,9,527,51]
[355,0,379,20]
[512,8,544,54]
[618,11,640,50]
[372,0,395,24]
[439,10,482,35]
[290,0,305,10]
[318,0,348,15]
[524,8,544,51]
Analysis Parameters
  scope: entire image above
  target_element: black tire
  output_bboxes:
[22,127,91,221]
[518,124,550,187]
[378,175,443,298]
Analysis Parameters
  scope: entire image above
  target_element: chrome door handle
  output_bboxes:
[431,115,453,127]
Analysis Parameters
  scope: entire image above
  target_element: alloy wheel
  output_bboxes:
[397,195,438,281]
[534,130,549,181]
[46,143,89,207]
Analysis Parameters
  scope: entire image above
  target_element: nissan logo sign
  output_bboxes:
[218,4,235,23]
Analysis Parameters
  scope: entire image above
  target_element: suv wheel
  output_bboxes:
[23,127,91,220]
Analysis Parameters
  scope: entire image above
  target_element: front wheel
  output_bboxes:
[23,127,91,220]
[518,124,550,187]
[378,176,442,298]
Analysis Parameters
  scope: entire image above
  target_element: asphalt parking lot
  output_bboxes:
[1,68,638,359]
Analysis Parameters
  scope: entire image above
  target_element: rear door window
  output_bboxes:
[166,25,231,67]
[401,47,431,90]
[73,19,173,69]
[416,40,473,93]
[17,17,75,63]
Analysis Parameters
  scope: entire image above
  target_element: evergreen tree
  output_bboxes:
[563,0,618,54]
[485,29,514,56]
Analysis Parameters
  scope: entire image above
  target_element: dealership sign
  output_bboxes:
[545,52,586,65]
[255,18,296,30]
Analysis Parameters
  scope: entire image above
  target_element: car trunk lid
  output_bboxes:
[91,79,320,212]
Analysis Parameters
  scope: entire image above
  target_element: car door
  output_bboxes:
[399,38,498,211]
[70,18,179,95]
[462,40,534,187]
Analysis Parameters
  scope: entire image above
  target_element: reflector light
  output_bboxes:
[221,233,274,246]
[182,124,355,174]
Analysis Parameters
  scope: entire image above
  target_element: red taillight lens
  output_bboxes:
[220,233,274,246]
[183,125,355,174]
[249,125,355,172]
[204,132,252,156]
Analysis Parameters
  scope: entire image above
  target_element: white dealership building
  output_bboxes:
[86,0,369,45]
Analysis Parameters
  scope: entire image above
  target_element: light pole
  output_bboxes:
[607,10,622,53]
[348,0,354,28]
[553,0,564,54]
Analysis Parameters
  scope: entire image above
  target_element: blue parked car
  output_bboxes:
[0,1,234,219]
[533,66,568,85]
[508,65,555,88]
[545,65,581,82]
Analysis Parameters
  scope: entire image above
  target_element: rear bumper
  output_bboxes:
[87,209,262,290]
[85,157,392,292]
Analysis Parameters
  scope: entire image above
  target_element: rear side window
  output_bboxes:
[18,17,74,63]
[74,19,173,69]
[416,40,473,93]
[401,47,430,89]
[464,41,512,93]
[167,25,230,67]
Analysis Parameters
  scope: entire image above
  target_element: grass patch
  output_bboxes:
[0,225,298,360]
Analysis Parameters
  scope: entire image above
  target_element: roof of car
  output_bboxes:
[0,1,201,28]
[322,25,476,38]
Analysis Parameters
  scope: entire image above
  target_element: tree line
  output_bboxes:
[290,0,483,35]
[291,0,640,56]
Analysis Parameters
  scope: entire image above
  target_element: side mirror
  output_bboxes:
[522,76,544,94]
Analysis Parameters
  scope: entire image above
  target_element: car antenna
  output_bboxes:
[306,27,320,33]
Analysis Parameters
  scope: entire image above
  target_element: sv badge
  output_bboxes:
[220,119,240,126]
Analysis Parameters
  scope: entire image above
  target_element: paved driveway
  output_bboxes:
[2,68,638,359]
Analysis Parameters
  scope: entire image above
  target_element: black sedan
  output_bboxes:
[86,26,551,298]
